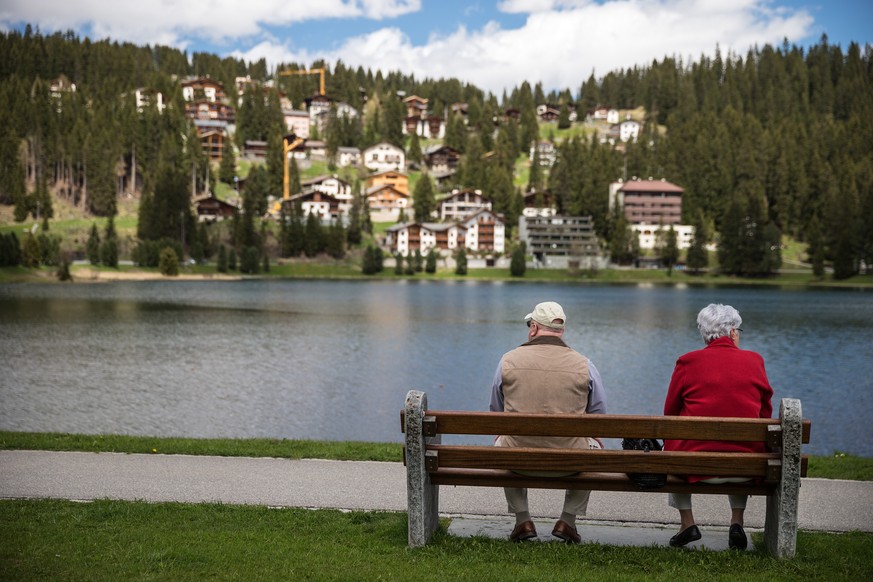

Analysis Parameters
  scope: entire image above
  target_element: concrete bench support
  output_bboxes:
[764,398,803,559]
[405,389,440,547]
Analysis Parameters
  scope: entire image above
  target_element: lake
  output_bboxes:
[1,280,871,457]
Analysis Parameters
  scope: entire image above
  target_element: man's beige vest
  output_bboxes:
[498,336,591,450]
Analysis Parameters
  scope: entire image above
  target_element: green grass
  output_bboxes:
[1,499,870,581]
[2,431,870,481]
[0,431,403,462]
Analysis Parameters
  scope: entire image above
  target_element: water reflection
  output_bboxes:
[1,280,871,456]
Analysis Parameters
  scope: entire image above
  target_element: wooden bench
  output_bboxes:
[402,389,811,558]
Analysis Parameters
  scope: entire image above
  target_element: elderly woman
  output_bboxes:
[663,304,774,550]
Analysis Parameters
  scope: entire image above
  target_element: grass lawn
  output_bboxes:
[2,499,870,581]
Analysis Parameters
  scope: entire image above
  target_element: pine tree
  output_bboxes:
[455,247,467,275]
[659,226,680,275]
[394,252,404,275]
[101,217,119,268]
[219,138,236,185]
[217,244,228,273]
[425,248,437,273]
[686,210,710,274]
[407,131,423,167]
[22,232,41,267]
[510,243,526,277]
[86,223,101,265]
[413,174,436,222]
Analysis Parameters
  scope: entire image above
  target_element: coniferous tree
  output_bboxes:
[219,138,236,185]
[455,247,467,275]
[413,174,436,222]
[686,210,710,274]
[510,243,526,277]
[228,247,237,271]
[659,226,680,275]
[21,232,41,267]
[425,248,437,273]
[217,244,228,273]
[101,217,119,268]
[86,223,101,265]
[394,252,404,275]
[407,131,423,168]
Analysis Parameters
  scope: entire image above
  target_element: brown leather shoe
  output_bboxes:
[509,520,537,542]
[552,520,581,544]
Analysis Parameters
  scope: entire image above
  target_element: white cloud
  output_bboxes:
[244,0,813,95]
[0,0,420,46]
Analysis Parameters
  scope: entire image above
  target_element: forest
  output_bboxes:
[0,25,871,278]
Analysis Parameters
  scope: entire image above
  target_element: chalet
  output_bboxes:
[439,188,492,221]
[366,170,408,195]
[366,184,409,220]
[193,120,227,160]
[242,140,268,160]
[619,117,642,142]
[302,175,352,201]
[194,193,238,222]
[607,109,620,124]
[404,115,446,139]
[423,145,460,174]
[181,77,226,103]
[49,75,76,100]
[363,142,405,173]
[459,209,505,254]
[451,102,468,120]
[403,95,428,118]
[283,109,310,139]
[523,189,557,218]
[185,99,235,123]
[135,88,165,113]
[537,105,560,122]
[304,140,327,161]
[529,141,557,166]
[305,94,333,124]
[336,147,361,168]
[286,190,343,221]
[385,222,466,256]
[503,108,521,121]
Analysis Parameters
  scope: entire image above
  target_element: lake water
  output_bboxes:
[1,280,871,457]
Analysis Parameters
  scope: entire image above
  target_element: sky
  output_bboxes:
[1,0,871,96]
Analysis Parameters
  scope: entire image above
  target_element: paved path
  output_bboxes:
[3,450,871,549]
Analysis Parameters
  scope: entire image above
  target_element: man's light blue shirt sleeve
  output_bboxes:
[489,358,504,412]
[586,360,607,414]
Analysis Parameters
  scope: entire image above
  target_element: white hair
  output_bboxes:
[696,303,742,344]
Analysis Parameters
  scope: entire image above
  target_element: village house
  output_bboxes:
[522,189,558,217]
[185,99,236,123]
[194,193,238,222]
[366,184,409,221]
[423,144,460,174]
[439,188,492,221]
[305,94,333,126]
[193,120,227,160]
[403,95,428,118]
[285,190,345,222]
[366,170,408,195]
[283,109,310,139]
[386,208,506,256]
[302,175,352,201]
[181,77,226,103]
[529,141,557,166]
[303,140,327,161]
[134,88,165,113]
[242,140,267,160]
[537,104,561,123]
[618,117,642,142]
[363,142,405,172]
[336,146,361,168]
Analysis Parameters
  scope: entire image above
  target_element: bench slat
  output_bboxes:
[429,445,777,478]
[430,469,776,495]
[409,411,812,443]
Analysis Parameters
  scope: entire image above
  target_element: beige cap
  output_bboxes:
[525,301,566,329]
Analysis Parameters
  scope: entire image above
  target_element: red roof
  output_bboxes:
[619,180,684,193]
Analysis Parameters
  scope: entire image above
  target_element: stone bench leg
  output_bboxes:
[405,390,440,547]
[765,398,802,558]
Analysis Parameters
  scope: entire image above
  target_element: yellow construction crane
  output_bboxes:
[279,67,325,96]
[270,133,306,215]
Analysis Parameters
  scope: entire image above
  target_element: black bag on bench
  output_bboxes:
[621,438,668,490]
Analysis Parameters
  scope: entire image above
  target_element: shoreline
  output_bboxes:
[2,265,872,289]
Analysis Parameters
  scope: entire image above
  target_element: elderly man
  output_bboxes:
[489,301,607,543]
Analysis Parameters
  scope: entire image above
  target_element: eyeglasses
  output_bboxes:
[734,327,743,333]
[526,320,532,328]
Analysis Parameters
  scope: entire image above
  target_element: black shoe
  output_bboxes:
[669,524,702,547]
[729,523,748,550]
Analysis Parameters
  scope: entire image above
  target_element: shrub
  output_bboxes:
[158,246,180,276]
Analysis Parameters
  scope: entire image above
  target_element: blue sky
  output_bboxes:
[2,1,870,95]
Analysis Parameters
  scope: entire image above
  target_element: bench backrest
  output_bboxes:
[402,396,810,481]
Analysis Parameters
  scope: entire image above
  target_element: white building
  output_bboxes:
[363,142,406,173]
